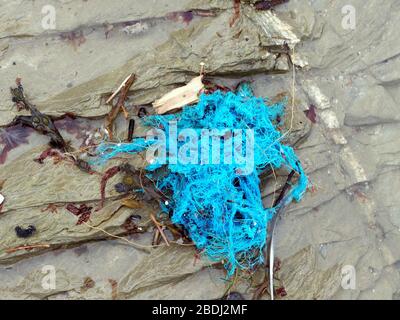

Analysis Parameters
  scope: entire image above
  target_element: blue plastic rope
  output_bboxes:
[95,83,308,276]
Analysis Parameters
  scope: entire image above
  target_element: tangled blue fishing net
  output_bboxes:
[96,83,308,276]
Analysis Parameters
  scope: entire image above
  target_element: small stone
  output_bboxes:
[319,244,327,259]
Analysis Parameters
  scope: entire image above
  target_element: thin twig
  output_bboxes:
[150,214,170,246]
[82,221,151,253]
[5,244,51,254]
[105,73,136,139]
[152,229,161,246]
[223,268,238,297]
[106,74,134,104]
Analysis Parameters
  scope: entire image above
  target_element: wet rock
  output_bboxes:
[1,0,399,300]
[0,1,303,127]
[118,245,218,299]
[0,198,154,265]
[344,84,400,126]
[279,246,342,299]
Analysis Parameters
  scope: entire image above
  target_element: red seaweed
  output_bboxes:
[41,203,61,214]
[166,11,194,25]
[203,80,233,94]
[229,0,241,27]
[98,166,121,209]
[0,124,34,165]
[66,203,93,225]
[75,158,95,175]
[60,30,86,50]
[254,0,289,10]
[66,204,83,216]
[34,148,64,164]
[54,115,93,141]
[76,211,91,225]
[304,104,317,123]
[275,286,287,297]
[81,277,96,292]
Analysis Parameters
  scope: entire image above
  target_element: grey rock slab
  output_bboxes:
[0,1,297,127]
[117,244,216,299]
[0,197,155,265]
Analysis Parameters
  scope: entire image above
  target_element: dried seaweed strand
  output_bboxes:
[98,166,121,209]
[150,214,170,246]
[5,244,51,254]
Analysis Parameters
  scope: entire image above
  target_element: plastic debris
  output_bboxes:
[95,83,308,276]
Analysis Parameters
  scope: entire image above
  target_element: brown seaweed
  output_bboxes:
[122,214,142,232]
[9,80,67,151]
[100,163,164,209]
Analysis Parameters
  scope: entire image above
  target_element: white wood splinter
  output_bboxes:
[152,75,204,115]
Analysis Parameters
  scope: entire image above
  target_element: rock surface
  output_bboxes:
[1,0,400,300]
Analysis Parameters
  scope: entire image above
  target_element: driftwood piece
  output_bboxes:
[152,76,204,114]
[105,74,136,139]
